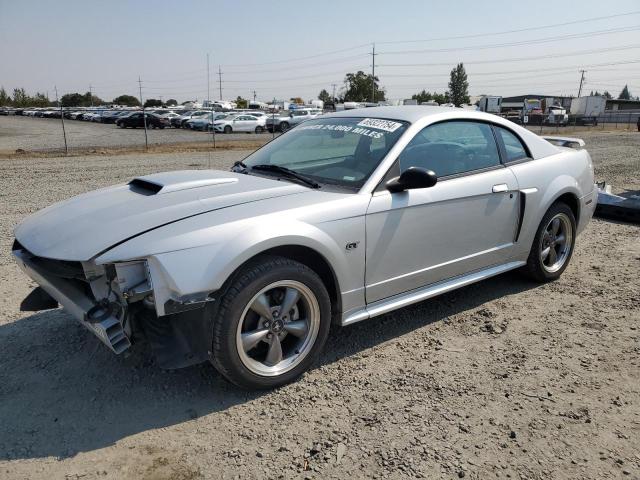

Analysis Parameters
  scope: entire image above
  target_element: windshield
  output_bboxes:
[241,117,409,189]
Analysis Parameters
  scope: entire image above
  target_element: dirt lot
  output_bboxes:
[0,130,638,480]
[0,115,272,154]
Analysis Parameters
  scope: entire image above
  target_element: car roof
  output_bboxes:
[324,105,474,122]
[323,105,561,159]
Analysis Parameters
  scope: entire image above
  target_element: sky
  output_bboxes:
[1,0,639,104]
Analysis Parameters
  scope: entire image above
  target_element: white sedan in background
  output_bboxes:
[213,114,266,134]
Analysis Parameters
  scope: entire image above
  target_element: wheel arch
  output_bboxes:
[552,192,580,226]
[220,244,342,322]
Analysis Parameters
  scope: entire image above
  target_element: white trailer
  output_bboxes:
[477,95,502,113]
[570,96,606,125]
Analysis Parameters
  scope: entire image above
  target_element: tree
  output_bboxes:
[144,98,162,108]
[603,91,612,99]
[341,70,385,103]
[235,96,248,108]
[0,87,10,106]
[411,90,433,103]
[318,89,332,104]
[166,98,178,106]
[12,88,28,107]
[618,85,632,100]
[431,92,450,105]
[448,63,469,106]
[113,95,141,107]
[290,97,304,104]
[60,91,103,107]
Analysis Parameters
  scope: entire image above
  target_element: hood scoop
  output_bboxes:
[128,171,239,195]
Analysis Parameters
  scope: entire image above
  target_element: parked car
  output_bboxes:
[116,112,168,129]
[265,108,322,132]
[213,113,266,133]
[12,107,597,389]
[186,113,228,131]
[173,110,210,128]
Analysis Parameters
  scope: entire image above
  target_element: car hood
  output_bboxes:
[15,170,307,261]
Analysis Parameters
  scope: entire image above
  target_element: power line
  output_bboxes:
[378,26,640,56]
[376,10,640,45]
[220,43,371,67]
[378,59,640,78]
[377,44,640,67]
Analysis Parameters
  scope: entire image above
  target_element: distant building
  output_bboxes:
[605,98,640,110]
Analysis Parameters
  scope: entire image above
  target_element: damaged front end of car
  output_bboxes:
[12,239,213,369]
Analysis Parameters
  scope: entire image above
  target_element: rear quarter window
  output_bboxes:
[497,127,529,162]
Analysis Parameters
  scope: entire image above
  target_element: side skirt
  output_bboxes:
[341,261,525,326]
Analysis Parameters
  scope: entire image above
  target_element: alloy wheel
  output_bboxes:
[236,280,320,377]
[539,212,573,273]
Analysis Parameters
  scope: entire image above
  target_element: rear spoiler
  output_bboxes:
[542,136,586,149]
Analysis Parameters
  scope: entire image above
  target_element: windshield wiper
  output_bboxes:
[231,160,248,173]
[251,164,320,189]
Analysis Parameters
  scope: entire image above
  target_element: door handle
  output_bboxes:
[492,184,509,193]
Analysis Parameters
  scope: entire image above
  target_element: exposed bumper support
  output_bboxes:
[13,249,131,354]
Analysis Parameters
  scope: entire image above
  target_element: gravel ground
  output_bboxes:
[0,116,273,153]
[0,131,638,480]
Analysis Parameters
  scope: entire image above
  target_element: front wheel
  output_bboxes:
[280,121,290,132]
[255,126,264,134]
[223,125,232,134]
[211,256,331,389]
[524,202,576,282]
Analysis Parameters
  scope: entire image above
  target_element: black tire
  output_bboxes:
[523,202,576,282]
[255,126,264,134]
[118,122,126,129]
[224,125,232,134]
[210,256,331,389]
[280,121,290,132]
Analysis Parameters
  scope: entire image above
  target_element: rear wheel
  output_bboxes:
[210,256,331,389]
[524,202,576,282]
[224,125,232,134]
[280,121,290,132]
[255,126,264,134]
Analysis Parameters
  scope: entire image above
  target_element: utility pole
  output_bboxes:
[253,90,257,102]
[332,83,337,103]
[577,70,586,97]
[207,53,210,106]
[54,86,68,154]
[89,84,93,107]
[218,66,223,101]
[371,43,377,104]
[138,76,148,150]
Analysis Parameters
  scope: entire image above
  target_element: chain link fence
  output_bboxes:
[522,110,640,135]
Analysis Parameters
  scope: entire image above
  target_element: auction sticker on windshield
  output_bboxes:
[357,118,403,132]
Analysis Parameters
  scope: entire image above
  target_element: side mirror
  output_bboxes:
[386,167,437,193]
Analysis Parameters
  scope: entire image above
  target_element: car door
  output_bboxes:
[365,120,520,303]
[244,115,258,131]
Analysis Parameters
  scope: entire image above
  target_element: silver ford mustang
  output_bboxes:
[13,106,597,389]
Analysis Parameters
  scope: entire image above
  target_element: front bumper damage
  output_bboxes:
[13,248,131,354]
[13,245,214,369]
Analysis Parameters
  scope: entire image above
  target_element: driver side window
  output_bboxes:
[398,121,501,178]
